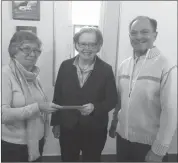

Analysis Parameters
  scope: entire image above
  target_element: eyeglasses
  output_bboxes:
[78,42,98,49]
[19,46,42,56]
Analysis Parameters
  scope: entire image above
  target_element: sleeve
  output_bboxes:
[93,66,118,116]
[44,114,50,138]
[110,63,122,128]
[2,71,40,124]
[50,62,65,126]
[151,65,177,156]
[110,103,120,129]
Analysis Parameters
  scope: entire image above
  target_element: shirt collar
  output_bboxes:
[73,55,96,71]
[133,46,161,60]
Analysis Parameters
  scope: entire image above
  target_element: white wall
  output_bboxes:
[117,1,177,154]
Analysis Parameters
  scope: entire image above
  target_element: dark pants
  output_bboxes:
[1,138,44,162]
[116,133,168,162]
[59,125,107,162]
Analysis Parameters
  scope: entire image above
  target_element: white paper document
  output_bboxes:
[60,106,84,109]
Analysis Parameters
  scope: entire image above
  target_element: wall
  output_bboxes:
[117,1,177,154]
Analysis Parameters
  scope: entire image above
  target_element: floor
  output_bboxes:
[42,155,116,162]
[42,154,178,162]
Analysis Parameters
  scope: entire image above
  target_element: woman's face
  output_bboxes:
[14,41,41,70]
[76,32,101,61]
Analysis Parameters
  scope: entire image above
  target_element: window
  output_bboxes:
[72,1,101,56]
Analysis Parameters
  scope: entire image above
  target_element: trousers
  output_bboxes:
[116,133,168,162]
[1,137,44,162]
[59,125,107,162]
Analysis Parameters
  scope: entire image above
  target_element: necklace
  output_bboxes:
[78,63,90,72]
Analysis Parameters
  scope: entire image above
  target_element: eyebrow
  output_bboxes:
[130,29,151,32]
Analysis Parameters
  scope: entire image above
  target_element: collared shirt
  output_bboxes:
[73,55,96,88]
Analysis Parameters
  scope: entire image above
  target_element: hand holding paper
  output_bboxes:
[38,102,62,113]
[79,103,94,116]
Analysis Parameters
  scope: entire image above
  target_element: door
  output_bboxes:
[53,1,73,85]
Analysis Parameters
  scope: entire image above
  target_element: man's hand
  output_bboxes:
[109,125,117,138]
[145,150,164,162]
[80,103,94,116]
[52,125,60,139]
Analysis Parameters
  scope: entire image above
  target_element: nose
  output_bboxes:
[30,50,36,56]
[135,32,143,40]
[84,44,91,49]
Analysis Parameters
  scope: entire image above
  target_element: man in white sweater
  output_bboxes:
[109,16,177,162]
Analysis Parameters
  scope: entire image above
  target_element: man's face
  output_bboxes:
[129,18,157,54]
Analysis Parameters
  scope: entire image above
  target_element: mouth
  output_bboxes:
[26,58,36,62]
[134,40,147,45]
[82,52,93,55]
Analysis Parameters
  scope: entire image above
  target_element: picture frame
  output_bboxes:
[16,26,37,34]
[12,1,40,21]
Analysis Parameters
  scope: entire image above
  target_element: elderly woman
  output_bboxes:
[51,26,118,162]
[2,31,61,162]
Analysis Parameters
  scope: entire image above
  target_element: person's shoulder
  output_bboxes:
[2,64,13,82]
[60,57,76,67]
[96,56,112,70]
[118,57,132,71]
[157,53,177,71]
[121,57,132,66]
[2,64,12,76]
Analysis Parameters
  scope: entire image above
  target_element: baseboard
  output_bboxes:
[42,154,177,162]
[42,154,116,162]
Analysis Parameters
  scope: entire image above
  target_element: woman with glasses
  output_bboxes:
[2,31,61,162]
[51,26,118,162]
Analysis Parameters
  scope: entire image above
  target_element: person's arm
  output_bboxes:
[109,64,122,137]
[93,66,118,116]
[50,62,65,126]
[2,71,40,124]
[151,65,177,156]
[110,96,121,128]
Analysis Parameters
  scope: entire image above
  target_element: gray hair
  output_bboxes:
[8,31,42,58]
[129,16,157,32]
[73,26,103,46]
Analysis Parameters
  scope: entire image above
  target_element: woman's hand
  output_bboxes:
[109,125,117,138]
[38,102,62,114]
[52,125,60,139]
[79,103,94,116]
